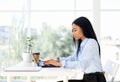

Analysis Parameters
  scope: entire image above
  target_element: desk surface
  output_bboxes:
[1,68,83,80]
[4,66,42,72]
[0,62,84,80]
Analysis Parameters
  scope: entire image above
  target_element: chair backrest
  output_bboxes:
[103,60,119,82]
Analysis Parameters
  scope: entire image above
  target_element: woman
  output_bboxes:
[43,16,106,82]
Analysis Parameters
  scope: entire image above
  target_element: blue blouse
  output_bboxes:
[58,38,103,73]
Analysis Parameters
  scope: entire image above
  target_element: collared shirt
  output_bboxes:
[59,38,103,73]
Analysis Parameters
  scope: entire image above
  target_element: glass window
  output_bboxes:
[0,12,27,26]
[75,12,93,22]
[30,12,74,29]
[0,12,28,68]
[76,0,93,10]
[101,12,120,40]
[0,0,27,11]
[30,12,75,59]
[101,0,120,9]
[31,0,74,10]
[100,0,120,65]
[0,0,94,69]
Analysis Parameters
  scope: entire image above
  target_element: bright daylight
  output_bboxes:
[0,0,120,82]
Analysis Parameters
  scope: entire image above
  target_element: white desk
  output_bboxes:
[0,67,83,82]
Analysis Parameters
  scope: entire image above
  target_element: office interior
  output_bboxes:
[0,0,120,82]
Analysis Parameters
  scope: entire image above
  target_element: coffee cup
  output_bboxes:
[32,52,40,63]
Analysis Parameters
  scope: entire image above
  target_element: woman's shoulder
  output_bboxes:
[87,38,98,45]
[87,38,96,42]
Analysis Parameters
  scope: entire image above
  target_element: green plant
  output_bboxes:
[26,36,34,53]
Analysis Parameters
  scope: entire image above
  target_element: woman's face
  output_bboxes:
[72,24,86,41]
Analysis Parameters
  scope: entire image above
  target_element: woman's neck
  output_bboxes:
[81,36,86,41]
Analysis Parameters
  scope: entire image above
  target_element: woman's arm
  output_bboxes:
[44,50,77,67]
[61,39,100,71]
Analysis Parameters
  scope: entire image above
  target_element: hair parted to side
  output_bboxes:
[72,16,101,56]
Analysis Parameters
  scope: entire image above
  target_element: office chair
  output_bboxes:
[103,60,119,82]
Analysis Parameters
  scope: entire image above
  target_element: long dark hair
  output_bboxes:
[72,16,101,56]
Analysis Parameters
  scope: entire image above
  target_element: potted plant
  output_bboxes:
[26,36,34,53]
[22,36,34,63]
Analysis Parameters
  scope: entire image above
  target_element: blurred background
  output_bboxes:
[0,0,120,81]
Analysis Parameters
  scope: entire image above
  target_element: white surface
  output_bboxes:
[36,79,58,82]
[1,68,83,82]
[16,61,37,67]
[0,62,84,82]
[4,66,41,72]
[4,61,40,72]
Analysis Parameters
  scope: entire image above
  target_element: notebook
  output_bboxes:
[4,66,41,72]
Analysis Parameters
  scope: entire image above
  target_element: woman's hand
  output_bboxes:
[44,59,62,67]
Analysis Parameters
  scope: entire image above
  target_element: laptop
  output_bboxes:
[38,61,60,68]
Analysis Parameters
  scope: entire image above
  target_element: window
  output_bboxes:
[1,0,119,71]
[100,0,120,65]
[0,0,93,69]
